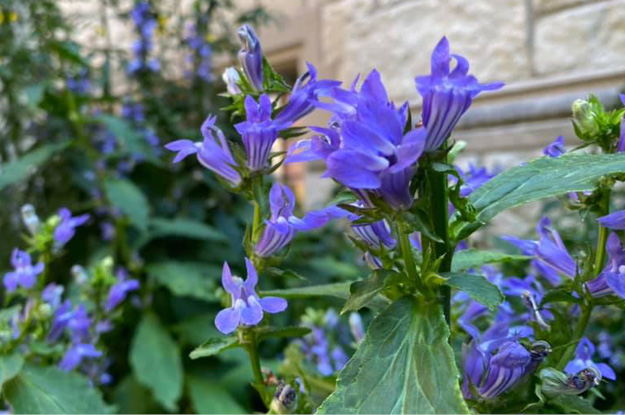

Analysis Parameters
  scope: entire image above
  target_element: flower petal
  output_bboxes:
[215,306,241,334]
[240,296,263,326]
[259,296,287,313]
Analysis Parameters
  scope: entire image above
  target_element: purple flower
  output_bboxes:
[165,115,242,186]
[59,343,102,372]
[237,25,263,91]
[586,233,625,299]
[618,94,625,152]
[598,210,625,230]
[543,136,566,158]
[235,94,285,171]
[565,337,616,381]
[53,208,90,247]
[127,2,159,75]
[48,301,91,342]
[67,69,91,95]
[105,269,140,312]
[415,37,504,153]
[351,219,396,250]
[3,249,44,293]
[456,164,497,197]
[42,283,64,309]
[255,183,350,257]
[215,259,287,334]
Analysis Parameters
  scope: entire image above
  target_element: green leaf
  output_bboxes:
[468,153,625,225]
[190,336,240,360]
[550,395,600,414]
[540,289,581,306]
[451,249,531,272]
[104,178,149,231]
[143,217,227,245]
[4,364,110,414]
[262,282,389,311]
[188,376,246,414]
[0,142,68,192]
[0,354,23,392]
[318,297,469,414]
[130,314,183,411]
[440,272,504,311]
[342,270,397,314]
[146,262,219,301]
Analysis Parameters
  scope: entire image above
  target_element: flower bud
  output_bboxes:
[71,265,89,285]
[270,383,298,414]
[237,25,263,91]
[540,367,601,399]
[572,99,598,139]
[20,204,41,235]
[222,67,242,95]
[349,312,365,345]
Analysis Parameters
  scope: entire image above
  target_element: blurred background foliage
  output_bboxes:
[0,0,365,412]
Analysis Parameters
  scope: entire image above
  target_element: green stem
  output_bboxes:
[245,330,267,406]
[556,304,592,370]
[397,221,420,287]
[252,200,262,242]
[427,163,452,324]
[594,190,610,273]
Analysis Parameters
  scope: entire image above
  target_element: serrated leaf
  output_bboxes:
[4,364,110,414]
[342,270,397,314]
[317,297,469,414]
[451,249,531,272]
[468,153,625,227]
[0,354,23,392]
[255,326,311,341]
[104,178,149,231]
[130,313,183,411]
[262,282,389,311]
[188,376,246,414]
[146,262,219,301]
[440,272,504,311]
[190,336,239,360]
[0,142,68,192]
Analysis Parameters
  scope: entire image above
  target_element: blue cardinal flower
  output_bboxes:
[166,115,242,186]
[237,25,263,91]
[3,249,44,292]
[255,182,350,257]
[415,37,504,153]
[598,210,625,230]
[42,283,64,309]
[565,337,616,381]
[543,136,566,158]
[586,233,625,299]
[215,259,287,334]
[48,301,92,342]
[53,208,90,248]
[127,2,159,75]
[59,343,102,372]
[105,268,140,312]
[455,164,497,197]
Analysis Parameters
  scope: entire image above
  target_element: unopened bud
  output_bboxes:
[572,99,598,139]
[21,204,41,235]
[71,265,89,285]
[270,383,298,414]
[237,24,263,91]
[540,366,601,399]
[349,312,365,345]
[222,67,242,95]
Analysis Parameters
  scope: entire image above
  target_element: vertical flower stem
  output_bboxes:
[252,200,262,242]
[244,330,268,407]
[427,162,452,325]
[397,221,421,290]
[594,189,611,273]
[556,304,592,370]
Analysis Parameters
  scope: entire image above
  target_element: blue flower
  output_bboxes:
[618,94,625,152]
[543,136,566,158]
[456,164,496,197]
[67,69,91,95]
[42,283,64,309]
[565,337,616,381]
[59,343,102,372]
[586,233,625,299]
[105,268,140,312]
[53,208,90,248]
[3,249,44,293]
[415,37,503,152]
[237,25,263,91]
[215,259,287,334]
[127,2,159,75]
[166,115,242,186]
[255,182,350,257]
[48,301,92,342]
[597,210,625,230]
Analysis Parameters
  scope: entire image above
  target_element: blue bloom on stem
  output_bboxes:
[255,182,350,257]
[48,301,91,342]
[565,337,616,380]
[59,343,102,372]
[415,37,504,153]
[456,164,496,197]
[53,208,90,248]
[3,249,44,293]
[105,268,140,312]
[42,283,64,309]
[215,259,287,334]
[165,115,242,186]
[237,25,264,91]
[586,233,625,299]
[543,136,566,158]
[617,94,625,152]
[598,210,625,230]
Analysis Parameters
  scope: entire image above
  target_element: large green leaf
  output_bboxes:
[104,178,149,231]
[440,272,504,311]
[0,142,68,192]
[146,262,219,301]
[451,249,530,272]
[143,218,228,244]
[188,376,246,414]
[4,364,110,414]
[0,354,23,392]
[469,153,625,225]
[130,313,183,411]
[190,336,239,360]
[342,270,398,313]
[317,297,469,414]
[262,282,389,311]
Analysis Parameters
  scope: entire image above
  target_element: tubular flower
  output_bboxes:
[237,24,263,91]
[255,182,350,257]
[415,37,504,153]
[59,343,102,372]
[586,233,625,299]
[618,94,625,152]
[543,136,566,158]
[165,115,242,186]
[597,210,625,230]
[215,259,287,334]
[105,268,140,312]
[54,208,90,247]
[3,249,44,293]
[565,337,616,381]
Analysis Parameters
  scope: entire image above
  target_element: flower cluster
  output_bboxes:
[127,1,160,75]
[184,23,212,82]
